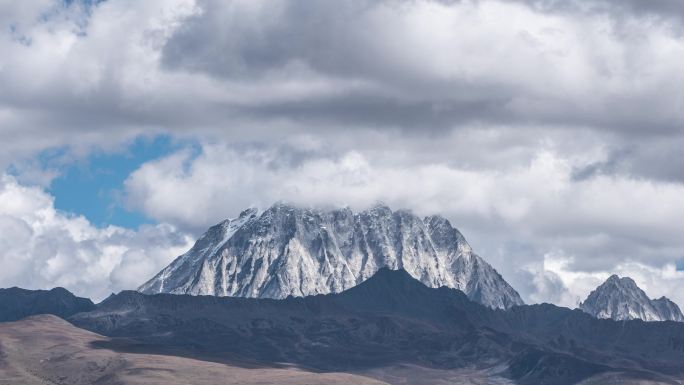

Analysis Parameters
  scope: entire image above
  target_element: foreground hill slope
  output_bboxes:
[74,269,684,385]
[0,314,386,385]
[139,203,523,309]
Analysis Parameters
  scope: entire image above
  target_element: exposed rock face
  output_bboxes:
[0,287,95,322]
[579,274,684,322]
[139,203,523,309]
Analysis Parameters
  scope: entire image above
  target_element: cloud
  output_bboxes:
[535,252,684,308]
[157,0,684,135]
[519,264,576,307]
[0,0,200,168]
[2,0,684,307]
[123,142,684,305]
[506,0,684,25]
[0,174,192,301]
[0,0,683,176]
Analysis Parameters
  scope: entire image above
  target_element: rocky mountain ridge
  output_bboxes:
[0,286,95,322]
[139,203,523,309]
[75,268,684,385]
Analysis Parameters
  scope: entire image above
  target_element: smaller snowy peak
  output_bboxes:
[652,297,684,322]
[579,275,684,322]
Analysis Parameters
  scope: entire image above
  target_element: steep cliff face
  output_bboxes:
[139,203,523,309]
[580,274,684,322]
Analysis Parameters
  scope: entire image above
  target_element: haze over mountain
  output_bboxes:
[139,203,523,309]
[580,274,684,322]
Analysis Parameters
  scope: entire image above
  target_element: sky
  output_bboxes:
[1,0,684,304]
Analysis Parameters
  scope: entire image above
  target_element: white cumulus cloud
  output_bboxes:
[0,174,192,301]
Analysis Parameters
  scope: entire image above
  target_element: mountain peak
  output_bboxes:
[611,274,635,283]
[352,267,424,291]
[139,203,523,309]
[605,274,620,282]
[330,267,477,319]
[603,275,641,292]
[580,275,684,322]
[340,267,430,300]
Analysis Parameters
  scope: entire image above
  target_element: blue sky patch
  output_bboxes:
[46,135,191,229]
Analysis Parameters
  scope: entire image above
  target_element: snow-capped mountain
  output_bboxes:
[579,274,684,322]
[139,203,524,309]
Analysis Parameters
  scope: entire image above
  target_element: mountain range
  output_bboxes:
[75,268,684,384]
[3,270,684,383]
[139,203,523,310]
[3,204,684,384]
[139,203,684,323]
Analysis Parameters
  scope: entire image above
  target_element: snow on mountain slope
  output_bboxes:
[138,207,259,295]
[579,274,684,322]
[139,203,524,309]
